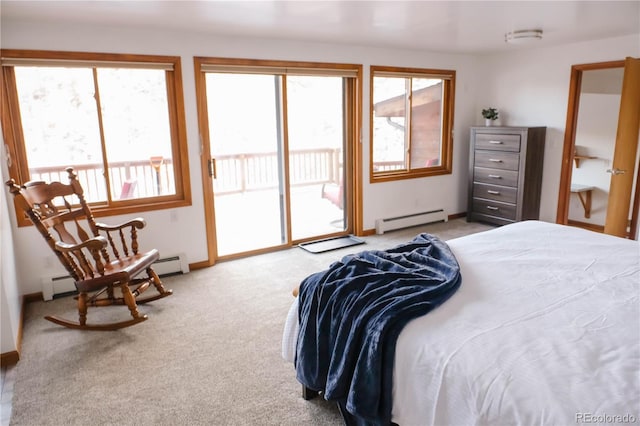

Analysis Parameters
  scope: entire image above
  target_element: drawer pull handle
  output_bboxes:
[486,206,499,211]
[488,174,502,179]
[487,190,500,195]
[489,140,503,144]
[489,159,503,163]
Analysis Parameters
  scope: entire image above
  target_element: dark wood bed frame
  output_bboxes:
[302,385,319,400]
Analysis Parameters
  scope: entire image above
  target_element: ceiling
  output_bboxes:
[1,1,639,54]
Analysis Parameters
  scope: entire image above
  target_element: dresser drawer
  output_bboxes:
[475,133,521,152]
[473,183,517,204]
[472,199,516,220]
[474,150,519,171]
[473,167,519,187]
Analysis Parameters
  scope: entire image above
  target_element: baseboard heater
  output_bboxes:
[375,209,447,235]
[41,253,189,301]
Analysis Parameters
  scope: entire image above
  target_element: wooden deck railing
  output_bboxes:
[213,148,343,194]
[29,148,403,202]
[372,161,405,172]
[30,159,175,202]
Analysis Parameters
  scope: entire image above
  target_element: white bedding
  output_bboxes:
[283,221,640,425]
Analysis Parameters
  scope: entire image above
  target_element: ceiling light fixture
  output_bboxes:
[505,29,543,44]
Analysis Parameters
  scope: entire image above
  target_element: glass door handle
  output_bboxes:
[208,158,217,178]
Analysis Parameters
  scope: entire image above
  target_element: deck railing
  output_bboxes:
[29,148,403,202]
[213,148,343,194]
[30,159,175,202]
[372,161,405,172]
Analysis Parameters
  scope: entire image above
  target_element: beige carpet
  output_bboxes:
[9,219,493,426]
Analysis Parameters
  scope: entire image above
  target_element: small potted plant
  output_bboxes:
[482,108,499,126]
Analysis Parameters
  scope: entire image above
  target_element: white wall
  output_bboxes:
[475,34,640,223]
[1,129,21,355]
[1,20,479,295]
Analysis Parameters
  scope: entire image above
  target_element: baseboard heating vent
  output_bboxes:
[41,253,189,301]
[41,275,76,301]
[152,253,189,277]
[375,209,447,235]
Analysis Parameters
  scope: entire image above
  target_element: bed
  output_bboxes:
[282,220,640,425]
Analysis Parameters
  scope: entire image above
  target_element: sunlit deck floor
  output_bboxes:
[214,184,345,256]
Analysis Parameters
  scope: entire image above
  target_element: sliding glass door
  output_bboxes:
[198,60,359,259]
[287,76,346,241]
[205,73,286,255]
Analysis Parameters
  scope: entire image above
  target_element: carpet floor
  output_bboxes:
[8,219,493,426]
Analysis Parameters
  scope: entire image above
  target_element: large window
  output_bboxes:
[1,50,191,224]
[370,66,455,182]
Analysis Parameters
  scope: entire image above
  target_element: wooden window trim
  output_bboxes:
[369,65,456,183]
[1,49,191,226]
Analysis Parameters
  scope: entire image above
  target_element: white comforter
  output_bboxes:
[283,221,640,425]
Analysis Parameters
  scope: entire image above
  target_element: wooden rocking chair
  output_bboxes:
[6,167,173,331]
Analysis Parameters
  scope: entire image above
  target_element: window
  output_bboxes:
[1,50,191,225]
[370,66,455,182]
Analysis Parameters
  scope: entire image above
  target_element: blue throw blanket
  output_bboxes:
[295,233,461,425]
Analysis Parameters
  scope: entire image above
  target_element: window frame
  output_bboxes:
[1,49,191,227]
[369,65,455,183]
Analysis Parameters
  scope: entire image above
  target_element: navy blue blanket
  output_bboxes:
[295,233,461,425]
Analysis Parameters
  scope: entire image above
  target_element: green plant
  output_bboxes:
[482,107,499,120]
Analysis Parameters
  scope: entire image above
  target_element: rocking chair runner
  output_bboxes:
[6,167,173,331]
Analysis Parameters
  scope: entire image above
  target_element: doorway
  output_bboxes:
[194,58,361,262]
[557,59,640,238]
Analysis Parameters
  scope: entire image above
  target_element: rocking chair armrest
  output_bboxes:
[95,218,146,231]
[54,236,108,253]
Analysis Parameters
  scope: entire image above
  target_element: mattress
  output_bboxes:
[283,221,640,425]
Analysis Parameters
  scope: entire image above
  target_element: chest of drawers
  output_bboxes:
[467,126,546,226]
